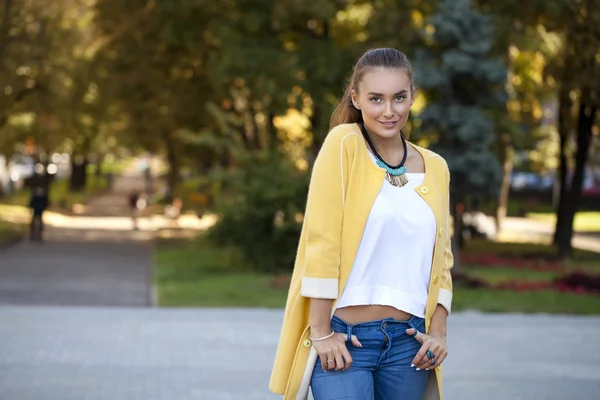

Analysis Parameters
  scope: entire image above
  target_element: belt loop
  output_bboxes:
[346,325,353,344]
[407,315,417,332]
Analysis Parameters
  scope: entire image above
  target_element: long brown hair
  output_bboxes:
[329,48,415,131]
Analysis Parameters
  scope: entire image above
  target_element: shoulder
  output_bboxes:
[322,123,362,150]
[410,143,449,172]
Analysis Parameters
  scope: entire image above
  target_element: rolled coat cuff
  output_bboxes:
[437,288,453,314]
[301,276,338,299]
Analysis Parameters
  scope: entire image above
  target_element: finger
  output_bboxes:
[334,347,345,371]
[327,351,337,370]
[428,349,448,370]
[341,348,353,371]
[350,334,363,348]
[319,354,328,371]
[405,328,422,344]
[418,352,435,370]
[419,344,441,370]
[411,340,429,367]
[421,344,444,370]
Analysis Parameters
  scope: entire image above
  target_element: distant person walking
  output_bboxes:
[164,197,182,229]
[128,192,140,230]
[28,186,49,241]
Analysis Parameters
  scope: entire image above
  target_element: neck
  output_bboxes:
[363,126,406,165]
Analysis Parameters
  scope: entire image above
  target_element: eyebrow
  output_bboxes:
[367,90,408,96]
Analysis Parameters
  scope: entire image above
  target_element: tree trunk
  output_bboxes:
[0,0,13,65]
[553,83,572,245]
[557,101,597,258]
[69,156,88,192]
[95,154,104,177]
[450,199,463,273]
[164,132,179,201]
[495,132,513,232]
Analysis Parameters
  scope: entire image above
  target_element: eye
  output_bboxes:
[395,95,406,101]
[369,97,381,103]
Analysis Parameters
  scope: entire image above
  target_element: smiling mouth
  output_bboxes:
[380,121,399,126]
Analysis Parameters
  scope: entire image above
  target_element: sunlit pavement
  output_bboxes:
[0,307,598,400]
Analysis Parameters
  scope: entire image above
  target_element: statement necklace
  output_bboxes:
[360,123,409,187]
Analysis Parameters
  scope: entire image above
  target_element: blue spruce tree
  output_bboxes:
[415,0,507,248]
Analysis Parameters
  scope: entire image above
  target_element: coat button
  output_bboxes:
[438,228,443,237]
[303,339,312,348]
[420,187,429,194]
[433,275,439,284]
[436,365,442,371]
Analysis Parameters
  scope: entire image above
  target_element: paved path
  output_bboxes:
[0,239,153,306]
[0,307,598,400]
[500,217,600,253]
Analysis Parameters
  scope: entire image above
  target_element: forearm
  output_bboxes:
[309,298,334,337]
[429,304,448,337]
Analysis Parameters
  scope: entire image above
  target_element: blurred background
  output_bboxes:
[0,0,599,399]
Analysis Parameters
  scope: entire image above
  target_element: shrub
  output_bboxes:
[207,151,309,274]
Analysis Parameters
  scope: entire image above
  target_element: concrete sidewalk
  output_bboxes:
[500,217,600,253]
[0,239,153,307]
[0,307,599,400]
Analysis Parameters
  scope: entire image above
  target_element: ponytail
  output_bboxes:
[329,84,363,130]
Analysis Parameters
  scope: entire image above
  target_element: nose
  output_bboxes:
[383,101,394,118]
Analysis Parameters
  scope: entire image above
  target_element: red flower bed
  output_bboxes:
[553,272,600,294]
[457,253,600,294]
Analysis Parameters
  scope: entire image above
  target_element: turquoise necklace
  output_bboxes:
[360,123,409,187]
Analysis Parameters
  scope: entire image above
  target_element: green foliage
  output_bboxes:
[207,151,309,274]
[415,0,507,201]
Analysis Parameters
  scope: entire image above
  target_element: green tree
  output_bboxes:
[550,0,600,258]
[414,0,507,256]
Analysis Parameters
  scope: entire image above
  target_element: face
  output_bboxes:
[351,67,413,140]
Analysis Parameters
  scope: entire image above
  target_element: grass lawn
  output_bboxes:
[528,211,600,232]
[155,241,289,308]
[453,287,600,314]
[0,221,26,247]
[155,237,600,314]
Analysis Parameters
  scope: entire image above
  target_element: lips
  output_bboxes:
[380,121,399,127]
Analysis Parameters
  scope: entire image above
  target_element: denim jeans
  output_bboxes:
[311,315,429,400]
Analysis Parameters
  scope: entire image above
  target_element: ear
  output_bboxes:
[351,89,360,110]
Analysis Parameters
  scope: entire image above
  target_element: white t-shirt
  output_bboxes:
[336,154,437,318]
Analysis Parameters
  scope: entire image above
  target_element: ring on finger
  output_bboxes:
[326,359,335,363]
[430,359,435,365]
[426,350,435,360]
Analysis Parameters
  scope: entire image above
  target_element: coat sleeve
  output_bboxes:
[438,163,454,313]
[300,131,351,299]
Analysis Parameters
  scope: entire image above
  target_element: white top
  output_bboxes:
[336,153,437,318]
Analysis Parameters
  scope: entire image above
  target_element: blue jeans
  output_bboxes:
[311,315,429,400]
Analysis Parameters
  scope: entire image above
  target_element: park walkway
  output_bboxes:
[0,307,599,400]
[0,174,155,306]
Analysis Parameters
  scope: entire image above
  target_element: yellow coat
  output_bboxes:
[269,123,454,400]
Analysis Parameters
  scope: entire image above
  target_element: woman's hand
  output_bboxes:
[312,332,362,372]
[405,327,448,371]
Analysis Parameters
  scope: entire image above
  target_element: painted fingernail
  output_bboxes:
[426,368,430,371]
[416,368,421,371]
[411,364,415,367]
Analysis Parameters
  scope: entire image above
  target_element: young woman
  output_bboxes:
[270,48,453,400]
